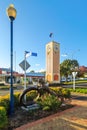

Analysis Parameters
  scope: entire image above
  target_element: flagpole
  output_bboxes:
[24,50,37,101]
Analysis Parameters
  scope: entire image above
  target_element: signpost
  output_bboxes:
[19,50,37,101]
[19,60,30,71]
[19,59,30,101]
[72,72,77,90]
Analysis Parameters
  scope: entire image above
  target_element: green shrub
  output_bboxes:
[14,92,21,107]
[68,88,87,94]
[61,88,71,98]
[50,87,71,98]
[0,92,21,113]
[0,95,10,112]
[0,106,8,129]
[0,87,71,116]
[37,93,62,111]
[26,90,39,101]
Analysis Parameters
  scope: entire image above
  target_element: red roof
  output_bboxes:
[79,66,87,72]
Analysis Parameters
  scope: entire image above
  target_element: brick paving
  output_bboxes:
[14,96,87,130]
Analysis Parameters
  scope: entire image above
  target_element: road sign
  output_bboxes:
[19,60,30,71]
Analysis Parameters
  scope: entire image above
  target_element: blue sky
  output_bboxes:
[0,0,87,73]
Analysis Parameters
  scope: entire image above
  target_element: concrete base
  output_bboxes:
[21,103,40,111]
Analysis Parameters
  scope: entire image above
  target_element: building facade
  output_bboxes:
[0,68,45,84]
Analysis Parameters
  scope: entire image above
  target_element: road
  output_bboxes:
[72,94,87,101]
[0,85,36,96]
[62,83,87,88]
[0,83,87,96]
[0,89,23,96]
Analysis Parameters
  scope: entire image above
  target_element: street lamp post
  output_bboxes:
[6,4,17,115]
[24,51,27,101]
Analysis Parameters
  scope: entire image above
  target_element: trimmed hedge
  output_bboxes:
[68,88,87,94]
[0,94,10,112]
[0,92,21,112]
[50,87,71,98]
[0,106,8,129]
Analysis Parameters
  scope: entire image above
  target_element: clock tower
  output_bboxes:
[46,41,60,83]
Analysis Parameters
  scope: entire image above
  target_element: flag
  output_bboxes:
[31,52,37,56]
[49,32,53,38]
[25,51,37,58]
[25,51,31,58]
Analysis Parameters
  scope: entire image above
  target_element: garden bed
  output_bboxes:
[0,87,72,129]
[6,104,74,130]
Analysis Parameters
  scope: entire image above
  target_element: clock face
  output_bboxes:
[54,45,58,52]
[47,45,51,54]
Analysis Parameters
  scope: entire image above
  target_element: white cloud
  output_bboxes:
[35,68,45,73]
[35,64,40,66]
[61,54,68,57]
[39,68,45,72]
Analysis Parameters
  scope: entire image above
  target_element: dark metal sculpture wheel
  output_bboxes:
[19,86,57,107]
[19,87,39,107]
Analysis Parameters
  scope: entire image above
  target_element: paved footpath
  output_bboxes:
[15,96,87,130]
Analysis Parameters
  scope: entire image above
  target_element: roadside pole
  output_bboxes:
[72,72,77,90]
[24,51,27,101]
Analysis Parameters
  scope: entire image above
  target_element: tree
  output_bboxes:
[60,59,79,80]
[30,70,35,73]
[71,60,79,71]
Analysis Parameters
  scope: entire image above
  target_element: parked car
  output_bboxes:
[67,78,71,81]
